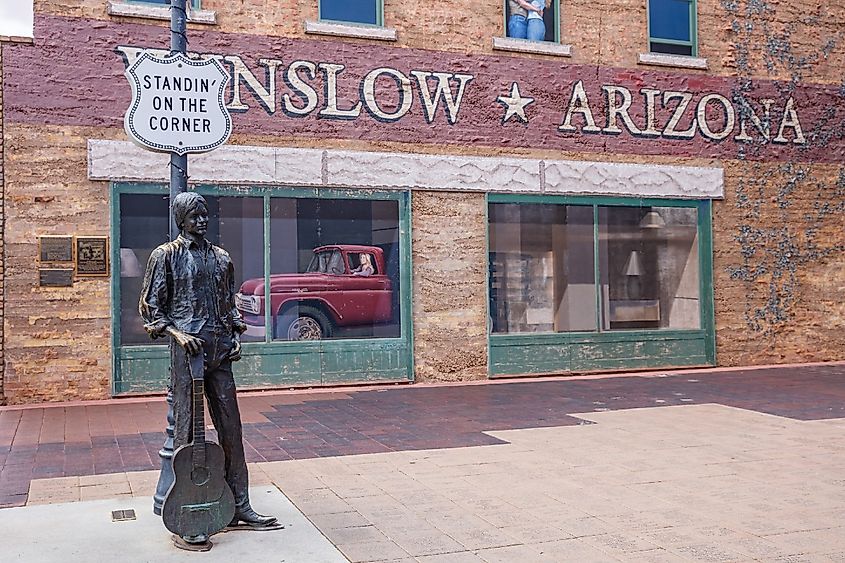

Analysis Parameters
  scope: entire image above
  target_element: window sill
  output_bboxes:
[106,1,217,25]
[637,52,708,70]
[0,35,34,44]
[492,36,572,57]
[304,20,397,42]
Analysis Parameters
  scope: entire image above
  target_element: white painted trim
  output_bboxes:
[492,37,572,57]
[638,52,708,70]
[106,1,217,25]
[88,140,724,200]
[304,20,397,42]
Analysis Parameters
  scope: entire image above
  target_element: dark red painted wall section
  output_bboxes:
[4,15,845,163]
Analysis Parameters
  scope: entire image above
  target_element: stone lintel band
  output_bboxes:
[87,140,724,200]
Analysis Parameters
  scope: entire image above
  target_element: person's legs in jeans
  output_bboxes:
[527,18,546,41]
[508,14,527,39]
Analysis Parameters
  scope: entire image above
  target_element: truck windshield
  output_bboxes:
[305,250,345,274]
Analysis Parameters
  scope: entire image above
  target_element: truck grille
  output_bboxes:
[235,293,260,314]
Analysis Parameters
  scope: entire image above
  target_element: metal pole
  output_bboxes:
[153,0,188,516]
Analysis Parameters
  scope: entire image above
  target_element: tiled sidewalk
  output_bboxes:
[17,402,845,561]
[2,363,845,511]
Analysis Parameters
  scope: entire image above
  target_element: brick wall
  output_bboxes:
[0,43,5,405]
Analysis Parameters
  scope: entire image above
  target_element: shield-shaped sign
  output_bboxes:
[124,52,232,155]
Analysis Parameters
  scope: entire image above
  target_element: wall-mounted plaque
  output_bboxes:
[75,236,109,277]
[39,268,74,287]
[39,236,73,262]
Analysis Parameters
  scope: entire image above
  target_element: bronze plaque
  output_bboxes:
[75,236,109,276]
[39,236,73,262]
[39,268,74,287]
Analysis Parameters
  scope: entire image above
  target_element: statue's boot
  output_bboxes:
[227,506,284,531]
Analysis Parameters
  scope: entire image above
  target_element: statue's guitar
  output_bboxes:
[162,352,235,539]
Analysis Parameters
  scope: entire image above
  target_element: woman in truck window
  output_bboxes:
[352,253,375,276]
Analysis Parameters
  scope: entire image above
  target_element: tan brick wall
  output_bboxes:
[713,161,845,365]
[3,124,113,403]
[412,191,488,383]
[0,44,5,405]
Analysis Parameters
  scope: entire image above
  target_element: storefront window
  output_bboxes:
[489,203,596,333]
[205,196,264,342]
[599,206,700,330]
[118,193,264,345]
[264,197,401,341]
[489,201,701,335]
[119,193,169,346]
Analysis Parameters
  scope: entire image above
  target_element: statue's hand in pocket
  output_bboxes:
[228,335,242,362]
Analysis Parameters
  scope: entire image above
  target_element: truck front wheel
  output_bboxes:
[276,305,334,341]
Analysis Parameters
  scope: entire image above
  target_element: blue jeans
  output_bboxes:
[507,14,527,39]
[527,18,546,41]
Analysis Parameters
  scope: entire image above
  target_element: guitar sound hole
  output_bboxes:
[191,467,211,486]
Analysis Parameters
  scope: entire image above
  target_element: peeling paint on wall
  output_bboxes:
[721,0,845,345]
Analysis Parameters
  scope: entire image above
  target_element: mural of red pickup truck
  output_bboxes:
[235,245,393,340]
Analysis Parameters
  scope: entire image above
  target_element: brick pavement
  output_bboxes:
[2,363,845,509]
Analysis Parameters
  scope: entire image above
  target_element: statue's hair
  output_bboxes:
[172,192,207,229]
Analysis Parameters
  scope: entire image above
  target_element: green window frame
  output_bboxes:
[110,183,413,395]
[647,0,697,57]
[502,0,561,43]
[487,193,715,377]
[319,0,384,27]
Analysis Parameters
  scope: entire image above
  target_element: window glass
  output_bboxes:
[489,203,595,333]
[649,0,693,55]
[320,0,379,26]
[265,198,401,341]
[649,0,691,42]
[599,206,700,331]
[204,196,265,342]
[119,193,169,346]
[505,0,558,42]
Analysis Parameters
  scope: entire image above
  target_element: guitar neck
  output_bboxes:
[192,375,206,467]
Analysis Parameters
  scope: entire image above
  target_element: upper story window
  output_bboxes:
[648,0,696,56]
[0,0,34,38]
[320,0,382,26]
[504,0,559,43]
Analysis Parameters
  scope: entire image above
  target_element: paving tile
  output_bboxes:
[335,539,410,563]
[669,543,751,562]
[308,510,372,531]
[416,552,487,562]
[583,532,662,557]
[622,548,692,562]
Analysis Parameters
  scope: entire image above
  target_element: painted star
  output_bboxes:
[497,82,535,124]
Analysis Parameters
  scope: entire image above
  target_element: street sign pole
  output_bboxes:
[169,0,188,237]
[153,0,188,516]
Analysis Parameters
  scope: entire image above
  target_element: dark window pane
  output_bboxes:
[320,0,378,25]
[120,194,264,345]
[119,193,170,346]
[489,203,596,333]
[649,0,692,42]
[205,196,265,342]
[599,206,700,331]
[264,198,401,341]
[650,41,693,56]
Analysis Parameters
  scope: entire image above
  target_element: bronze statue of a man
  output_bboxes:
[140,192,278,546]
